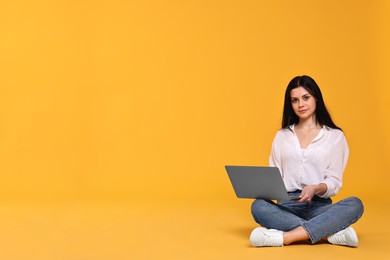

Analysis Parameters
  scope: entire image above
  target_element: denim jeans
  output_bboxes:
[251,191,364,243]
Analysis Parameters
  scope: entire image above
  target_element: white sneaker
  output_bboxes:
[327,227,359,247]
[249,227,284,247]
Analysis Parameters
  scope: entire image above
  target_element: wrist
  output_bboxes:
[315,183,327,196]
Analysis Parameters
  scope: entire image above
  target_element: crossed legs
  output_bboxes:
[250,197,364,246]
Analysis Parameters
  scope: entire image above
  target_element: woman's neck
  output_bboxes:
[296,117,322,129]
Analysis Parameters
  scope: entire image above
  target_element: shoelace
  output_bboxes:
[329,231,347,245]
[261,230,283,246]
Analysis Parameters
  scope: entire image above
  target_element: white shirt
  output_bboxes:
[269,125,349,198]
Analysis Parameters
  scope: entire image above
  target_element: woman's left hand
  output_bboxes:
[296,184,327,202]
[297,185,317,202]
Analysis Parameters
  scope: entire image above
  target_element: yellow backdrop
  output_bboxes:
[0,0,389,204]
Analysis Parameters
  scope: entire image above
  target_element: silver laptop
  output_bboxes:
[225,166,300,201]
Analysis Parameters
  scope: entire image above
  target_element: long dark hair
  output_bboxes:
[282,75,342,131]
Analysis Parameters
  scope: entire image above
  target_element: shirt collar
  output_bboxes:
[289,124,328,143]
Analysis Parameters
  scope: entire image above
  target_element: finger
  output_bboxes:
[296,196,308,202]
[298,193,312,202]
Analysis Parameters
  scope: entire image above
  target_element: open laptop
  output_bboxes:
[225,166,301,201]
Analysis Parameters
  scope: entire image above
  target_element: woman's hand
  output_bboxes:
[296,184,327,202]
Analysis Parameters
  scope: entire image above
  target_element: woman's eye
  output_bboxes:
[291,99,298,103]
[303,96,310,101]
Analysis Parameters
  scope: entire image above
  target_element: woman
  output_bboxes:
[250,75,364,247]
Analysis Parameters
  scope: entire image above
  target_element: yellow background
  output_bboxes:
[0,0,389,259]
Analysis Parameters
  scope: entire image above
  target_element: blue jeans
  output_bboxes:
[251,191,364,243]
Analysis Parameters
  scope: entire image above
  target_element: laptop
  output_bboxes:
[225,166,301,201]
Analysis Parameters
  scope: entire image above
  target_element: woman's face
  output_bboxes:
[290,86,317,122]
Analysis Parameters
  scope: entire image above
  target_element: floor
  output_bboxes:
[0,197,389,259]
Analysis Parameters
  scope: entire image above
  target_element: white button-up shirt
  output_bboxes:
[269,125,349,198]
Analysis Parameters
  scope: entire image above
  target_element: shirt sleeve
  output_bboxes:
[269,131,283,175]
[320,131,349,198]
